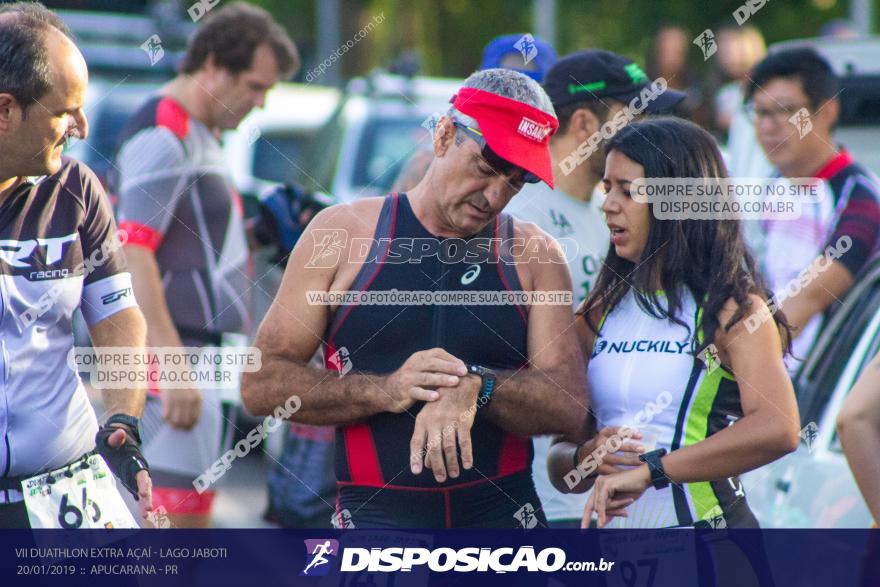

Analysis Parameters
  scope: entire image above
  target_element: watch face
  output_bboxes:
[468,365,485,376]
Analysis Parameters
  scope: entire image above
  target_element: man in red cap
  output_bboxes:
[242,68,588,528]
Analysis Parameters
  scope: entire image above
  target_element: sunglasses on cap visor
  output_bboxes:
[452,121,540,184]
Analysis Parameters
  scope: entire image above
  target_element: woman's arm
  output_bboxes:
[583,294,801,527]
[837,351,880,523]
[657,294,801,483]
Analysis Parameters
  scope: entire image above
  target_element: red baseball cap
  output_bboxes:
[451,87,559,188]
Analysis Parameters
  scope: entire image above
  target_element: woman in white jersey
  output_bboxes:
[548,117,801,529]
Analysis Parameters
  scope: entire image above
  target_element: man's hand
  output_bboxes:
[95,425,153,521]
[161,387,201,429]
[385,348,467,413]
[409,373,481,482]
[576,426,645,477]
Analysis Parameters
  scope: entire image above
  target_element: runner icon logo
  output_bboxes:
[140,34,164,66]
[301,539,340,577]
[330,509,356,529]
[799,421,819,452]
[327,347,353,377]
[514,33,538,64]
[693,29,717,61]
[789,108,813,139]
[307,229,348,268]
[514,503,539,528]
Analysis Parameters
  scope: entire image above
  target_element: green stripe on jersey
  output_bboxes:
[686,304,735,521]
[683,367,723,521]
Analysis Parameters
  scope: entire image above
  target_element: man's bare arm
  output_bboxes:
[481,224,588,439]
[89,306,153,518]
[89,306,148,418]
[241,204,463,424]
[779,258,853,338]
[124,244,200,428]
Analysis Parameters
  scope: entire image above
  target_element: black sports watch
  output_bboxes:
[638,448,669,490]
[104,413,142,443]
[467,364,496,407]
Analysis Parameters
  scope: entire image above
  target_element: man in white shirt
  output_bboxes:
[504,49,685,526]
[743,48,880,373]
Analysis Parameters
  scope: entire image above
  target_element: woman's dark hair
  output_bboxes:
[582,116,790,354]
[179,2,299,78]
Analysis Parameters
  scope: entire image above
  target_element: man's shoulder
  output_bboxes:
[117,95,189,151]
[13,159,104,224]
[838,159,880,197]
[46,158,102,201]
[821,149,880,197]
[310,196,387,237]
[54,156,95,181]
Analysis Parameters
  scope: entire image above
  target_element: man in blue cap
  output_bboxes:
[480,33,558,83]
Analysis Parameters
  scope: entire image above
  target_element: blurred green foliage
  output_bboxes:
[50,0,859,80]
[246,0,853,80]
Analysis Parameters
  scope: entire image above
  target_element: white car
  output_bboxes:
[222,82,341,201]
[303,72,462,203]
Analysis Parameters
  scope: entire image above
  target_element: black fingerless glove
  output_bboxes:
[95,415,149,500]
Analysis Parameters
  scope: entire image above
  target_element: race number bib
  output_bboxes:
[22,454,137,529]
[600,529,698,587]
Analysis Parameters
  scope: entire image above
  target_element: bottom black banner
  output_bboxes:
[1,529,878,586]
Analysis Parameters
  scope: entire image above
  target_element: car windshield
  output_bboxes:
[351,116,432,194]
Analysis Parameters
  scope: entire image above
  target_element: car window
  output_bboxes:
[795,275,880,426]
[251,131,315,186]
[351,117,431,193]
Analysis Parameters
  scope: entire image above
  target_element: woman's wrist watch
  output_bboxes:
[638,448,670,489]
[467,364,496,407]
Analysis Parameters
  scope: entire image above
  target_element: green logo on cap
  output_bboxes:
[568,81,607,95]
[624,63,648,84]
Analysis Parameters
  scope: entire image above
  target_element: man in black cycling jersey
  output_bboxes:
[243,68,587,528]
[0,3,152,528]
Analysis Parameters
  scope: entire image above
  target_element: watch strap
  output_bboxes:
[639,448,669,490]
[467,364,496,406]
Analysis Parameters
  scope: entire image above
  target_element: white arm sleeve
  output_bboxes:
[80,272,139,327]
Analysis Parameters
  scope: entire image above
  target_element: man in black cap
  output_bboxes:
[504,49,685,527]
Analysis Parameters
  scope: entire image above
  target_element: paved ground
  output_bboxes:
[212,452,275,528]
